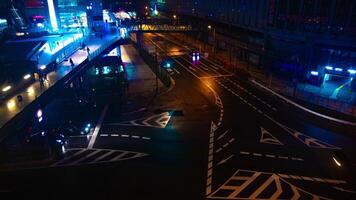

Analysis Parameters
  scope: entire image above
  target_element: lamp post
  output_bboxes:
[208,25,216,53]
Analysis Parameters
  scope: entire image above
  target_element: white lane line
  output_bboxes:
[101,134,108,137]
[278,174,347,184]
[252,80,356,126]
[121,134,129,137]
[241,151,303,161]
[217,154,234,166]
[142,137,151,140]
[88,104,109,149]
[279,156,289,160]
[172,68,180,74]
[112,134,119,137]
[132,135,140,139]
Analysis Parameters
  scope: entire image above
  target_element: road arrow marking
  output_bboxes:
[260,127,283,145]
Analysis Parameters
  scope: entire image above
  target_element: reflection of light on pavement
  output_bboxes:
[330,80,351,99]
[120,46,132,63]
[7,100,16,111]
[27,86,35,96]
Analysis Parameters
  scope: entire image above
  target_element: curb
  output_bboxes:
[158,76,176,97]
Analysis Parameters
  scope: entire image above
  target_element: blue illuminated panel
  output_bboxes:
[47,0,58,31]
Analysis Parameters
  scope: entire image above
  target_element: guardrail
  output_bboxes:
[0,36,121,143]
[88,35,120,61]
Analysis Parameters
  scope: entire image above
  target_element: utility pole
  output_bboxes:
[154,43,158,95]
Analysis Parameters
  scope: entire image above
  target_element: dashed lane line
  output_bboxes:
[215,79,339,149]
[222,77,277,111]
[239,151,304,161]
[278,174,347,184]
[99,134,151,140]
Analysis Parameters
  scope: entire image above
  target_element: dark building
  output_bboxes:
[166,0,356,83]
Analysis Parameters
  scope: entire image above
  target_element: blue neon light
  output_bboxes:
[335,68,343,72]
[47,0,58,31]
[325,66,333,70]
[348,69,356,74]
[310,71,319,76]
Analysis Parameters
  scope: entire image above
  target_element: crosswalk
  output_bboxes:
[51,148,148,167]
[172,55,233,79]
[208,169,334,200]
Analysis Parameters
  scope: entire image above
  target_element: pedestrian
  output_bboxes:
[69,58,74,69]
[17,95,23,103]
[86,46,90,55]
[39,77,44,89]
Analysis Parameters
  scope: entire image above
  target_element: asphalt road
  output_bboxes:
[0,34,355,200]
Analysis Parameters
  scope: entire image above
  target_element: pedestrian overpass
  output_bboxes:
[129,24,199,33]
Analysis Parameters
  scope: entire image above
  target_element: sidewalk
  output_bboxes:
[171,33,356,119]
[0,34,118,128]
[119,44,166,113]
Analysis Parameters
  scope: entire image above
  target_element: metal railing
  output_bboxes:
[88,36,119,61]
[130,24,195,32]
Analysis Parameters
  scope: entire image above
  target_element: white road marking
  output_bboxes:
[172,67,180,74]
[51,149,86,166]
[72,150,101,164]
[121,134,129,137]
[110,152,129,161]
[240,151,303,162]
[101,134,108,137]
[92,151,115,162]
[217,154,234,166]
[252,80,356,126]
[217,130,229,140]
[88,104,109,149]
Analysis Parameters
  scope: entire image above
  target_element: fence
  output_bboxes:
[136,46,171,87]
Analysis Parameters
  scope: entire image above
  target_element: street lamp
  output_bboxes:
[208,25,216,53]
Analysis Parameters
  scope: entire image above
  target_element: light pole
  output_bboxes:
[208,25,216,53]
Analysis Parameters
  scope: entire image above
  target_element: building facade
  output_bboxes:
[166,0,356,84]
